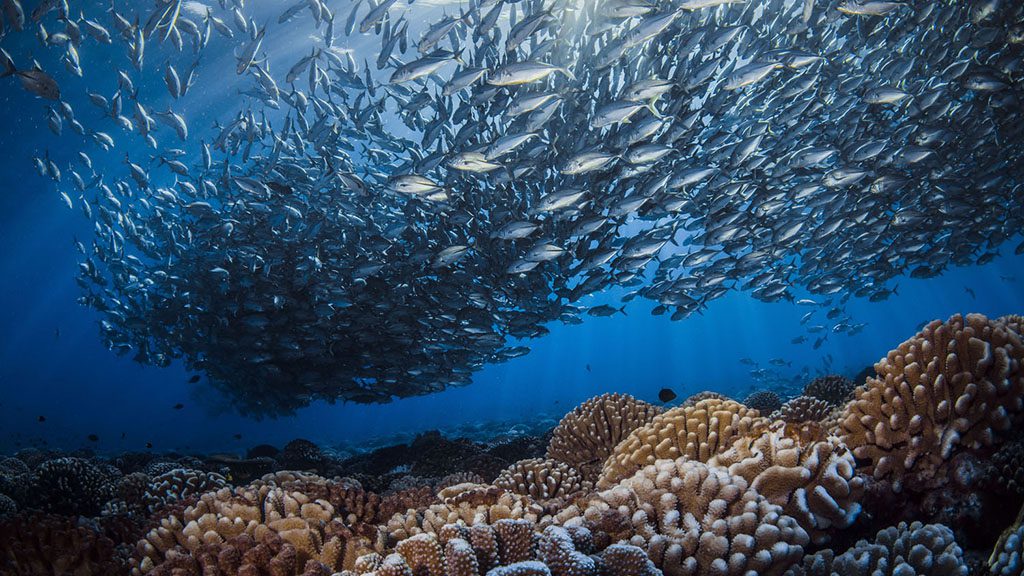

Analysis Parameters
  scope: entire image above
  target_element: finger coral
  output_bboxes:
[743,390,783,414]
[574,458,808,575]
[680,391,731,408]
[384,483,542,543]
[546,394,662,483]
[142,468,228,514]
[0,512,125,575]
[597,398,768,488]
[131,475,381,574]
[803,375,856,406]
[342,521,655,576]
[786,521,967,576]
[840,313,1024,490]
[708,422,863,542]
[33,457,117,517]
[990,506,1024,576]
[493,459,591,501]
[771,396,833,424]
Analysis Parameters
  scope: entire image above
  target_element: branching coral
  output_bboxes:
[33,457,117,516]
[493,459,591,501]
[342,521,655,576]
[597,398,768,488]
[708,422,863,542]
[680,391,731,408]
[840,314,1024,490]
[771,396,833,424]
[142,468,228,514]
[803,375,856,406]
[990,505,1024,576]
[786,521,967,576]
[744,391,782,414]
[546,394,662,483]
[384,483,542,543]
[131,475,382,574]
[0,512,125,575]
[574,458,808,575]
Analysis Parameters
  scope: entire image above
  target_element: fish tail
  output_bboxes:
[559,66,577,82]
[0,48,16,78]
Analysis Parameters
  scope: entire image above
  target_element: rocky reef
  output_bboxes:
[1,313,1023,575]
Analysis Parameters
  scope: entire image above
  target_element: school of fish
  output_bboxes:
[3,0,1022,415]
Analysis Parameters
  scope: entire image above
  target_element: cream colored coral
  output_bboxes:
[708,422,863,543]
[131,480,374,574]
[840,314,1024,490]
[574,458,809,576]
[546,394,662,482]
[384,485,542,543]
[494,459,592,501]
[597,398,769,488]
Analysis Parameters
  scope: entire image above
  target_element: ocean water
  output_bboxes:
[1,0,1023,574]
[0,0,1021,455]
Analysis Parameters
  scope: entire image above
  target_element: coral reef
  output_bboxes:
[990,505,1024,576]
[545,393,662,483]
[0,512,125,575]
[33,457,117,516]
[493,459,591,501]
[803,375,856,406]
[572,458,808,575]
[679,391,730,408]
[743,390,783,414]
[786,521,967,576]
[987,436,1024,496]
[840,314,1024,490]
[771,396,833,424]
[597,398,767,488]
[384,483,542,543]
[142,468,229,514]
[708,422,863,542]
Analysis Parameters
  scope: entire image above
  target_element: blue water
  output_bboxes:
[1,2,1021,457]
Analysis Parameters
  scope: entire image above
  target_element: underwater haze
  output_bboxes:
[1,0,1024,574]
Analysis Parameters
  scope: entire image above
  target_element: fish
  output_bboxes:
[37,415,45,422]
[0,49,60,100]
[173,403,184,409]
[87,434,99,442]
[2,0,1018,417]
[658,388,677,403]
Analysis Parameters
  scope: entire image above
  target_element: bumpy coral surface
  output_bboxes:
[142,468,228,514]
[131,473,380,574]
[803,375,856,406]
[771,396,833,424]
[786,521,967,576]
[991,512,1024,576]
[744,390,783,414]
[493,459,591,501]
[384,483,542,543]
[840,314,1024,490]
[597,398,768,488]
[708,422,863,542]
[33,457,117,516]
[0,512,125,575]
[575,458,808,576]
[546,393,662,483]
[680,391,731,408]
[343,521,655,576]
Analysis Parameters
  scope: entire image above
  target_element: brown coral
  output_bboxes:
[771,396,833,424]
[597,398,768,488]
[573,458,809,575]
[840,313,1024,490]
[343,521,655,576]
[803,375,856,406]
[131,475,381,574]
[0,512,126,575]
[680,391,731,407]
[786,521,966,576]
[744,390,783,414]
[708,422,863,542]
[384,484,542,543]
[493,459,591,501]
[546,394,662,483]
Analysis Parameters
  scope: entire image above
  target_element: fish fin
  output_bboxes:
[0,47,16,78]
[559,66,576,81]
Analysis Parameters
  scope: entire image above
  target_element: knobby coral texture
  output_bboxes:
[1,313,1024,576]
